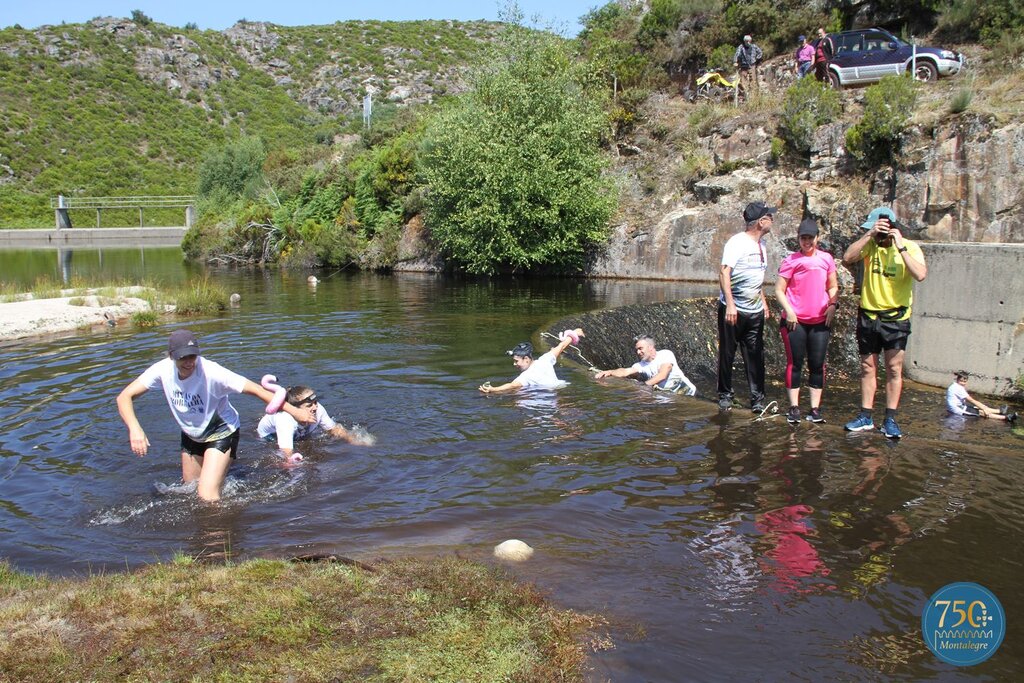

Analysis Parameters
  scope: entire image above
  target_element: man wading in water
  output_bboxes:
[116,330,315,501]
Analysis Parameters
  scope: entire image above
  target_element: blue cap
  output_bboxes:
[861,206,895,230]
[798,35,806,42]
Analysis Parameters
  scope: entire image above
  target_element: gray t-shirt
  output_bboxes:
[719,232,767,314]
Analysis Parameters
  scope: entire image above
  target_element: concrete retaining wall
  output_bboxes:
[0,227,186,248]
[904,243,1024,396]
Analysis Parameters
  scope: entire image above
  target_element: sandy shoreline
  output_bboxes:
[0,290,153,342]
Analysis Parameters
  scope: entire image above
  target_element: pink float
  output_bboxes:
[560,329,580,345]
[261,374,287,414]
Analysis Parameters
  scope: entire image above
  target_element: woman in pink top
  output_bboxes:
[795,35,814,78]
[776,218,839,423]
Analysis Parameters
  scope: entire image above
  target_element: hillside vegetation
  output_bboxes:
[3,2,1022,272]
[0,15,498,227]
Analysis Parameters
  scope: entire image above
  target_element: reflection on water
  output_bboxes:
[0,269,1021,681]
[0,246,196,288]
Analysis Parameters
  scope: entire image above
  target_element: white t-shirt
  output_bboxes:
[137,357,248,440]
[719,232,768,314]
[946,382,969,415]
[515,351,563,389]
[258,404,338,450]
[632,349,686,389]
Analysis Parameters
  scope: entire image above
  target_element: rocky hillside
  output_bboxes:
[578,46,1024,284]
[0,16,499,226]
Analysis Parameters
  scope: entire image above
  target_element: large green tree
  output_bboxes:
[420,22,616,275]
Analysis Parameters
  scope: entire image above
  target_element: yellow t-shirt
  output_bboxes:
[859,239,924,321]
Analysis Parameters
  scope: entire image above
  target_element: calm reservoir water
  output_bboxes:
[0,248,1021,681]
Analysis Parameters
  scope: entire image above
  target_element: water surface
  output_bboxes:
[0,264,1020,681]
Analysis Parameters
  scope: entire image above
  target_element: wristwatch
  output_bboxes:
[897,246,908,253]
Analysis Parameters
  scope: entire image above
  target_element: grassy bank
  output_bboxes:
[0,276,229,320]
[0,555,600,682]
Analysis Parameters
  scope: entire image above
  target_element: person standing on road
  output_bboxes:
[842,207,927,439]
[718,201,775,412]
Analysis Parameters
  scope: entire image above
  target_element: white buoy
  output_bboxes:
[307,276,319,285]
[494,539,534,562]
[229,293,241,306]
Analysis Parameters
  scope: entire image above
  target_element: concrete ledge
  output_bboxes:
[906,243,1024,396]
[0,227,186,248]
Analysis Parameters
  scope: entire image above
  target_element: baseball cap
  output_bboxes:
[506,342,533,359]
[798,34,806,42]
[797,218,819,236]
[743,201,777,223]
[861,206,895,230]
[168,329,201,359]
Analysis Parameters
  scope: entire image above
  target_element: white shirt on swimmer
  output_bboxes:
[515,351,565,389]
[258,404,338,450]
[631,349,696,395]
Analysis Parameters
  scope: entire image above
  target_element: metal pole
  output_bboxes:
[96,208,101,228]
[139,206,144,228]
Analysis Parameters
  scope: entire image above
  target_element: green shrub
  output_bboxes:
[707,45,734,71]
[937,0,1024,42]
[197,136,267,205]
[988,29,1024,65]
[421,23,615,274]
[845,75,918,166]
[948,87,973,114]
[172,277,229,315]
[131,310,160,327]
[779,77,841,154]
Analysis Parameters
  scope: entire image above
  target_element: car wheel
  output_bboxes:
[828,71,841,90]
[913,60,938,82]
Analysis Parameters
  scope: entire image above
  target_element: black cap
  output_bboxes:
[797,218,819,237]
[743,201,777,223]
[168,329,201,360]
[506,342,533,359]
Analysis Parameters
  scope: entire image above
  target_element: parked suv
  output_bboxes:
[826,28,964,87]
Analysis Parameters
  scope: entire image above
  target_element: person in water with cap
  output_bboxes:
[842,206,927,439]
[775,218,839,424]
[594,334,697,395]
[258,384,369,460]
[116,329,316,502]
[479,328,585,393]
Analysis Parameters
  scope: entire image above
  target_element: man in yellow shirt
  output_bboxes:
[842,207,928,439]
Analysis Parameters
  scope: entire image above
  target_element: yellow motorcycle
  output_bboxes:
[694,68,741,102]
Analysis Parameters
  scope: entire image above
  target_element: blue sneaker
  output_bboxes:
[844,414,874,432]
[879,416,903,439]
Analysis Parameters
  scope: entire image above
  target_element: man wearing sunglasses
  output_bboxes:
[718,201,775,412]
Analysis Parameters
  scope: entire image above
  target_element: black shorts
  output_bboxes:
[181,428,240,459]
[856,309,911,355]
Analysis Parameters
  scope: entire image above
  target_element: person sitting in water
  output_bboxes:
[594,334,697,396]
[478,329,584,394]
[116,329,316,502]
[258,384,367,458]
[946,371,1018,423]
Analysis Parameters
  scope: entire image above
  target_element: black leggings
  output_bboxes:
[780,320,830,389]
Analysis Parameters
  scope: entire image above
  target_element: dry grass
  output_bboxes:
[0,556,603,682]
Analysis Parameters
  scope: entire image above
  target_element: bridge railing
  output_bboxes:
[51,195,197,228]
